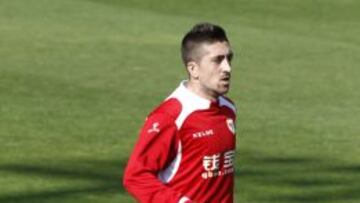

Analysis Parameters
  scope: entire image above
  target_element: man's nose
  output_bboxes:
[221,58,231,72]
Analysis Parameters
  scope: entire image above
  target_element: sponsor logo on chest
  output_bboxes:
[201,150,235,179]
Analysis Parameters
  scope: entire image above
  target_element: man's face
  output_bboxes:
[195,41,233,98]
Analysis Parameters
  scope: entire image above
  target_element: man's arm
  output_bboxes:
[123,112,189,203]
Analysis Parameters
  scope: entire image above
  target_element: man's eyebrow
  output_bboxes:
[211,51,233,60]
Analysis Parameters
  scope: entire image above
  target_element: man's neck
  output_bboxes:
[185,80,218,102]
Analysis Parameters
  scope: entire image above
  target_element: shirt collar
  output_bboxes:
[177,80,214,107]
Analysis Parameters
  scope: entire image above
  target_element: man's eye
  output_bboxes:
[227,53,233,62]
[214,56,224,63]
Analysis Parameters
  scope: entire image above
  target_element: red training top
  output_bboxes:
[123,81,237,203]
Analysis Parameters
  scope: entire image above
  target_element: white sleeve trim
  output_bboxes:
[178,196,191,203]
[158,141,182,183]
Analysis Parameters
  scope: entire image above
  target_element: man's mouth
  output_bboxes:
[220,76,231,82]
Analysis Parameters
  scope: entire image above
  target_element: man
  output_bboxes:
[123,23,237,203]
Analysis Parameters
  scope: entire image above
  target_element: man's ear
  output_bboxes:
[186,61,200,80]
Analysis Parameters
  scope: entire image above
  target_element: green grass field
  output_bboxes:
[1,0,359,202]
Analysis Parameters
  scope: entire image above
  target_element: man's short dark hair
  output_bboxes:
[181,23,229,65]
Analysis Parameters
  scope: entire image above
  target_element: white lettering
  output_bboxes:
[224,150,235,168]
[203,153,220,171]
[192,129,214,139]
[201,150,235,179]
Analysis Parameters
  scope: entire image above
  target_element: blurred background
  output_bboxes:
[0,0,359,202]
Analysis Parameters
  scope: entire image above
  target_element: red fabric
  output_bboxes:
[123,88,236,203]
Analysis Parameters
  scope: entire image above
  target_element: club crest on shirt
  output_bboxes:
[226,118,235,134]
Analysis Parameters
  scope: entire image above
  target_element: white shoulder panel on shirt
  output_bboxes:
[166,81,211,129]
[219,96,236,114]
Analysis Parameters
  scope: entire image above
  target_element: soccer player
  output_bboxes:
[123,23,237,203]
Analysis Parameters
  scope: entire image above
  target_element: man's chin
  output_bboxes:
[216,86,230,96]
